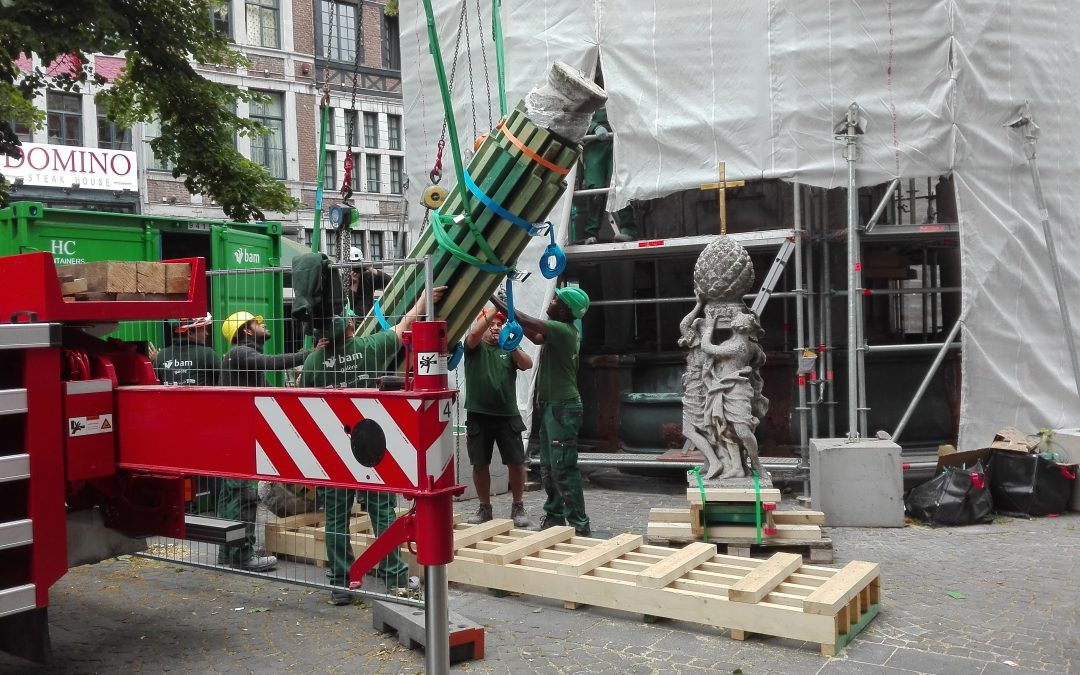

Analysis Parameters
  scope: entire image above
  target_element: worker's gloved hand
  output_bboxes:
[593,125,610,141]
[493,285,508,306]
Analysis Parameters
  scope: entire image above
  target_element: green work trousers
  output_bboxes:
[538,400,590,533]
[317,487,410,589]
[217,478,259,564]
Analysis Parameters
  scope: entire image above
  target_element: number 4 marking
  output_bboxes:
[439,400,451,422]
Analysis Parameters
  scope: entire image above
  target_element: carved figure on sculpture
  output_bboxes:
[679,237,769,480]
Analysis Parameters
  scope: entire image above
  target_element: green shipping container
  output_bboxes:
[0,201,284,359]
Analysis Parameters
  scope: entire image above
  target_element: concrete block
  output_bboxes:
[453,432,510,502]
[809,438,904,527]
[371,600,484,664]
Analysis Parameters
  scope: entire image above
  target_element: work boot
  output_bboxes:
[538,513,566,530]
[467,503,493,525]
[510,502,532,529]
[575,526,592,537]
[583,236,598,245]
[329,589,352,606]
[612,231,634,243]
[240,554,277,572]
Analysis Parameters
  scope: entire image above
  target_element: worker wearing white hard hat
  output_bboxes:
[152,312,219,386]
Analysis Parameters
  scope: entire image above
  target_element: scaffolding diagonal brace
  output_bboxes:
[751,238,796,317]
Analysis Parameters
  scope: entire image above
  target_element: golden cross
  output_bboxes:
[699,162,745,235]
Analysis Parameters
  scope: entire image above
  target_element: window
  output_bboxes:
[366,154,380,192]
[353,230,366,259]
[370,231,383,261]
[384,14,401,70]
[249,91,285,179]
[210,1,231,37]
[320,1,357,62]
[8,119,32,142]
[324,229,338,258]
[324,150,337,190]
[326,107,335,144]
[96,104,132,151]
[389,156,403,194]
[345,110,359,146]
[392,231,406,258]
[246,0,280,49]
[143,119,169,171]
[387,115,401,150]
[363,112,378,148]
[47,91,82,146]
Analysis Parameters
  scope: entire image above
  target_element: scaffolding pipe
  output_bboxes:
[805,189,819,442]
[832,287,961,296]
[1008,104,1080,402]
[839,103,862,439]
[863,178,900,234]
[865,342,961,353]
[892,316,964,442]
[821,194,836,437]
[792,183,809,493]
[588,291,799,308]
[572,187,615,198]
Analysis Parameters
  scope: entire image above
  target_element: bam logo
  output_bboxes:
[233,247,261,265]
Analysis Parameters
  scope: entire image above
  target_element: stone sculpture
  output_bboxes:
[679,237,769,480]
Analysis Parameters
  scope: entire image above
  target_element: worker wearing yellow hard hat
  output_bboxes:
[215,310,326,572]
[491,285,592,536]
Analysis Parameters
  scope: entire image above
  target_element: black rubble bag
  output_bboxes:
[905,460,993,526]
[987,450,1077,516]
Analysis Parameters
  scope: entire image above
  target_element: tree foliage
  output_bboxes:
[0,0,300,221]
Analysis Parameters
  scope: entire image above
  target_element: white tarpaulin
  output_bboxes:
[399,1,1080,448]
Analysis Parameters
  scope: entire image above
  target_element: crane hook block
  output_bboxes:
[421,185,448,210]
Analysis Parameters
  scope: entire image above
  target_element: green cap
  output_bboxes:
[554,287,590,318]
[313,315,349,343]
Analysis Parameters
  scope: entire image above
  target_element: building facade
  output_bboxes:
[4,0,407,260]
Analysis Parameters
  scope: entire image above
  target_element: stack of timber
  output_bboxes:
[445,519,879,655]
[645,475,833,562]
[356,104,580,366]
[56,261,190,302]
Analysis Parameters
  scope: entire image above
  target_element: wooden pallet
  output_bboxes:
[263,507,422,576]
[446,519,879,656]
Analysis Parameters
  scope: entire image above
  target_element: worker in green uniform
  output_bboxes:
[463,308,534,528]
[152,313,220,386]
[492,286,592,536]
[575,107,636,245]
[216,312,325,572]
[301,285,447,605]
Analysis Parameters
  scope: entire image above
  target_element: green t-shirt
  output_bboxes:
[463,341,519,416]
[153,340,221,386]
[300,330,400,388]
[536,319,580,402]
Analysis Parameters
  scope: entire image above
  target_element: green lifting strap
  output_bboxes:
[751,469,763,545]
[492,0,508,117]
[687,466,708,543]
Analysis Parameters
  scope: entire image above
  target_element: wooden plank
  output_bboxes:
[802,561,881,616]
[164,263,191,294]
[479,526,575,565]
[136,261,167,293]
[648,507,692,523]
[685,488,782,503]
[727,553,803,604]
[453,519,514,550]
[648,521,821,541]
[637,542,716,589]
[58,261,137,293]
[60,278,87,296]
[774,510,826,526]
[556,534,642,577]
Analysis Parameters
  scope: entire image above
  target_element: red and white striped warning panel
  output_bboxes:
[117,388,455,492]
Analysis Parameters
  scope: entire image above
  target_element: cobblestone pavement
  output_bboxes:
[3,468,1078,674]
